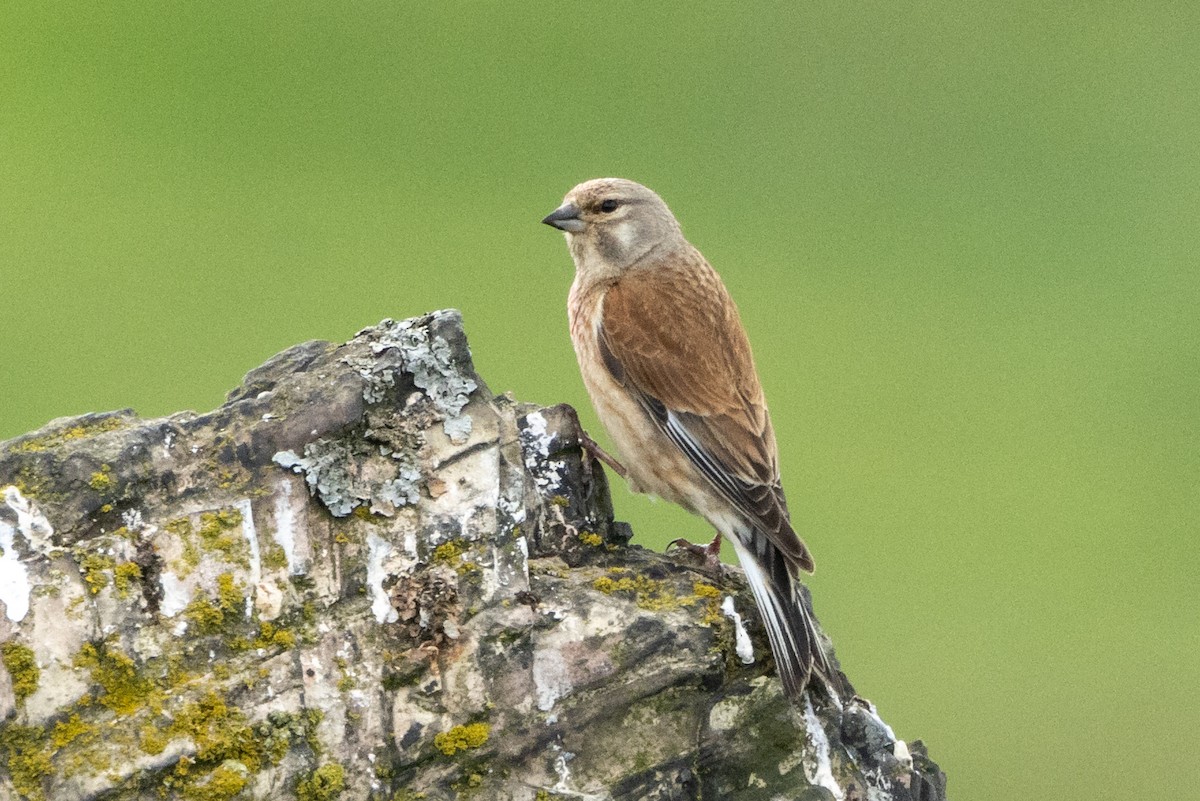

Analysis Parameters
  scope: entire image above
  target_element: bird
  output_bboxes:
[542,177,833,700]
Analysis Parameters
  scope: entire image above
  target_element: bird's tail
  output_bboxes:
[729,531,833,700]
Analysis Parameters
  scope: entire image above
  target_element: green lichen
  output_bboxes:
[80,553,116,594]
[88,464,115,493]
[2,641,39,705]
[592,573,677,610]
[335,657,355,692]
[216,572,244,610]
[254,708,323,765]
[433,722,490,756]
[296,763,346,801]
[113,561,143,599]
[262,542,289,570]
[390,791,428,801]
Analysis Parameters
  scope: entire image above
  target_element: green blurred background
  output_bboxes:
[2,2,1197,798]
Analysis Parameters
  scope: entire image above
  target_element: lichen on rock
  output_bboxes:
[0,310,946,801]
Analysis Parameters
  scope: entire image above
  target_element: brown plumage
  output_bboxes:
[543,177,832,699]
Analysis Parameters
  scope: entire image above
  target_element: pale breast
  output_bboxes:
[568,279,712,515]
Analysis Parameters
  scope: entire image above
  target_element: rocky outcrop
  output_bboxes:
[0,310,947,801]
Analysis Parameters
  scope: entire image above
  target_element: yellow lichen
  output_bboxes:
[10,416,126,453]
[80,553,116,594]
[433,540,465,564]
[693,581,724,625]
[169,691,264,773]
[74,641,161,716]
[113,561,143,598]
[140,725,169,755]
[1,641,39,704]
[0,724,52,800]
[433,722,490,756]
[431,540,480,575]
[183,572,245,635]
[183,762,248,801]
[184,598,226,634]
[578,531,603,547]
[88,464,115,493]
[352,505,382,522]
[262,543,289,570]
[230,620,297,652]
[50,713,97,749]
[593,571,725,615]
[197,509,249,565]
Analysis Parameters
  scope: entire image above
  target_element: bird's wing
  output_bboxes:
[598,253,814,573]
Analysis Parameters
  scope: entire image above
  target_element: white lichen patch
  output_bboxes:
[235,498,262,589]
[721,595,755,665]
[533,647,572,712]
[121,508,145,532]
[864,767,896,801]
[0,486,55,623]
[272,478,303,574]
[4,485,54,548]
[0,516,30,622]
[158,571,193,618]
[520,411,566,493]
[864,699,898,743]
[274,438,422,518]
[348,312,478,443]
[802,695,844,799]
[367,532,399,624]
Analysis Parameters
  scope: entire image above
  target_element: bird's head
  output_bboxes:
[542,178,684,275]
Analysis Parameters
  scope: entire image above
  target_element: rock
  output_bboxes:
[0,309,947,801]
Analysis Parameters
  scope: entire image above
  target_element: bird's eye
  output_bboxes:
[599,199,619,213]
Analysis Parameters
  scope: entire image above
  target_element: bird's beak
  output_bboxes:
[542,203,585,233]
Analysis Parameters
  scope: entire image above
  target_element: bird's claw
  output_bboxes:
[578,430,627,480]
[667,534,725,572]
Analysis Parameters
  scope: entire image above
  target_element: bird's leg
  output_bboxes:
[667,532,724,571]
[578,429,627,479]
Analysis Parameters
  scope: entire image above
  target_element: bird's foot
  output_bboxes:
[667,533,724,572]
[578,429,627,480]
